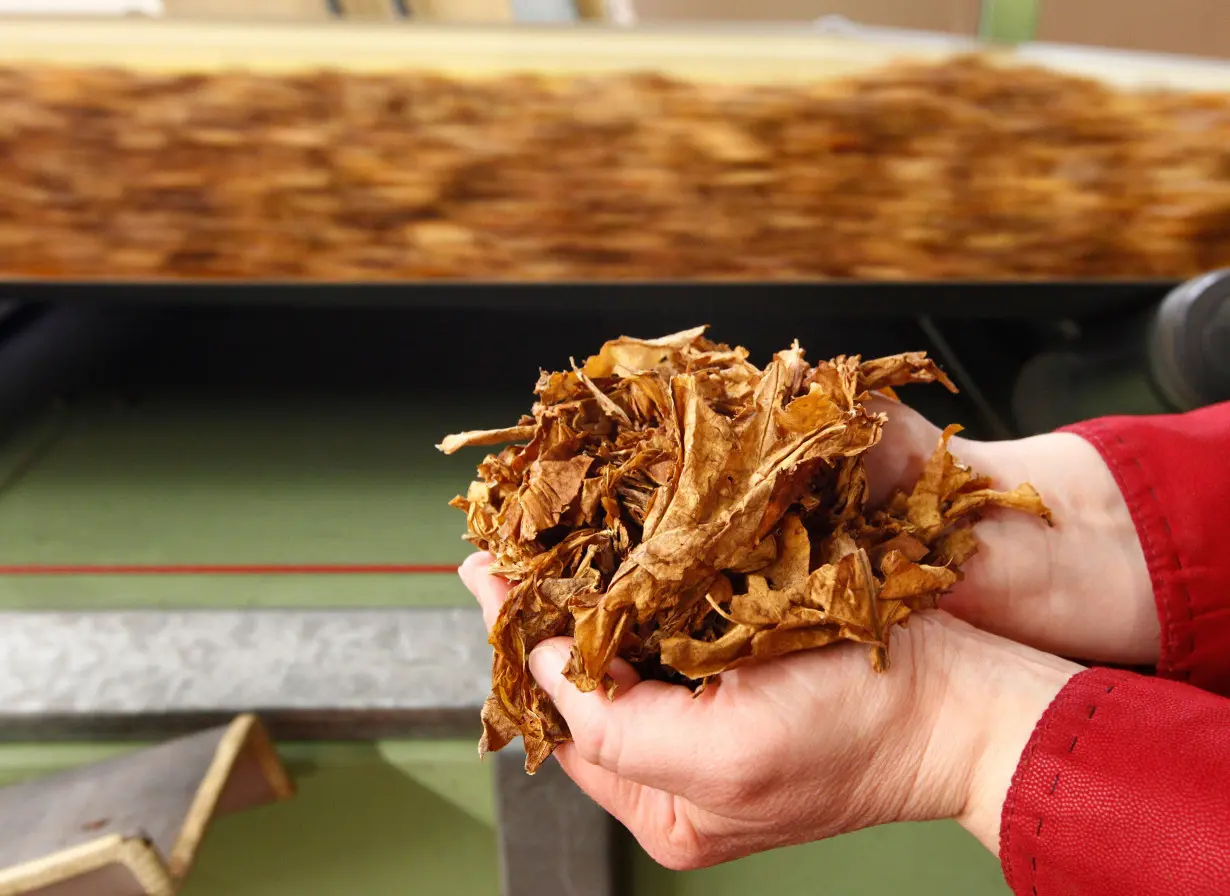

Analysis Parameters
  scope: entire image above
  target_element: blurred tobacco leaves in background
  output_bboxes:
[1,56,1229,282]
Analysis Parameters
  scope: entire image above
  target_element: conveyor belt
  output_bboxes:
[2,21,1229,288]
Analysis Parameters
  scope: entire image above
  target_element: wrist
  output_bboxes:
[949,432,1159,666]
[882,614,1074,831]
[941,619,1083,853]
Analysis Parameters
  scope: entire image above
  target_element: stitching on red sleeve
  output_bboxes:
[1001,673,1076,893]
[1118,434,1196,682]
[1026,682,1116,896]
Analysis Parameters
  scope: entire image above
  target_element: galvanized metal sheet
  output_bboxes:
[0,608,491,740]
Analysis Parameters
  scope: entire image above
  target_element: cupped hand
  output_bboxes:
[461,553,1080,870]
[865,397,1158,666]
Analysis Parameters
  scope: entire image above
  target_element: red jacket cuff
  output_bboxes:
[1061,402,1230,695]
[1000,667,1230,896]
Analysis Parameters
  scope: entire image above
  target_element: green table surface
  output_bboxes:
[0,373,1007,895]
[0,393,486,608]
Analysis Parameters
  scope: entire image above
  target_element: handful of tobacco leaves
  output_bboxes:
[438,327,1051,773]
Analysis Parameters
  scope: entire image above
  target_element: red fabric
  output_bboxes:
[997,402,1230,896]
[1000,667,1230,896]
[1062,402,1230,695]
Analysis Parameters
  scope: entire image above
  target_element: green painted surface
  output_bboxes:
[633,823,1007,896]
[373,741,496,827]
[0,742,136,787]
[0,740,501,893]
[179,749,500,896]
[0,395,510,608]
[0,740,495,825]
[0,571,468,609]
[980,0,1039,44]
[0,397,481,565]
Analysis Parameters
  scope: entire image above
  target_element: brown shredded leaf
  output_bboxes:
[440,326,1052,773]
[436,424,536,455]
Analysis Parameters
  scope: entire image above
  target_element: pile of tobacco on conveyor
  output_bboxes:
[4,56,1230,280]
[439,327,1052,772]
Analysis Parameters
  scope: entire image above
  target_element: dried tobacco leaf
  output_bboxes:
[439,327,1052,773]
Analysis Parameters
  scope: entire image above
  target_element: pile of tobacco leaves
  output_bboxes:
[438,327,1051,773]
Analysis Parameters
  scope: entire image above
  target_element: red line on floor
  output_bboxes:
[0,563,459,576]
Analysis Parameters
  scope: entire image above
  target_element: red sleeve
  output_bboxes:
[1061,401,1230,695]
[999,667,1230,896]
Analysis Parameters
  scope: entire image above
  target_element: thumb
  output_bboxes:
[527,637,713,795]
[863,396,944,507]
[529,636,641,701]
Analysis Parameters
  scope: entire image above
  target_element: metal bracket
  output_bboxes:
[0,608,620,896]
[0,714,293,896]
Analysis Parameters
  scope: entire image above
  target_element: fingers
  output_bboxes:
[454,557,727,869]
[552,742,650,826]
[458,552,507,630]
[459,553,719,798]
[528,636,716,796]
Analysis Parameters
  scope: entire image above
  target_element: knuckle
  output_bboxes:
[635,800,712,872]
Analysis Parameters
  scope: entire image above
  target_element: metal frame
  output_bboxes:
[495,742,619,896]
[0,608,620,896]
[0,279,1176,319]
[0,714,293,896]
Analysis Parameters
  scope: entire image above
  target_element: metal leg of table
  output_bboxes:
[494,742,620,896]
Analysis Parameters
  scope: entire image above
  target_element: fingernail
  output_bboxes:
[529,645,568,699]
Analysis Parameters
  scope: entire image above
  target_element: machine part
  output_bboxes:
[1012,270,1230,435]
[0,303,154,443]
[1149,268,1230,412]
[495,743,619,896]
[915,315,1016,440]
[0,714,293,896]
[1011,344,1170,436]
[0,280,1174,320]
[0,608,490,741]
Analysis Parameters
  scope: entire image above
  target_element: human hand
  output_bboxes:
[461,553,1081,870]
[864,397,1157,666]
